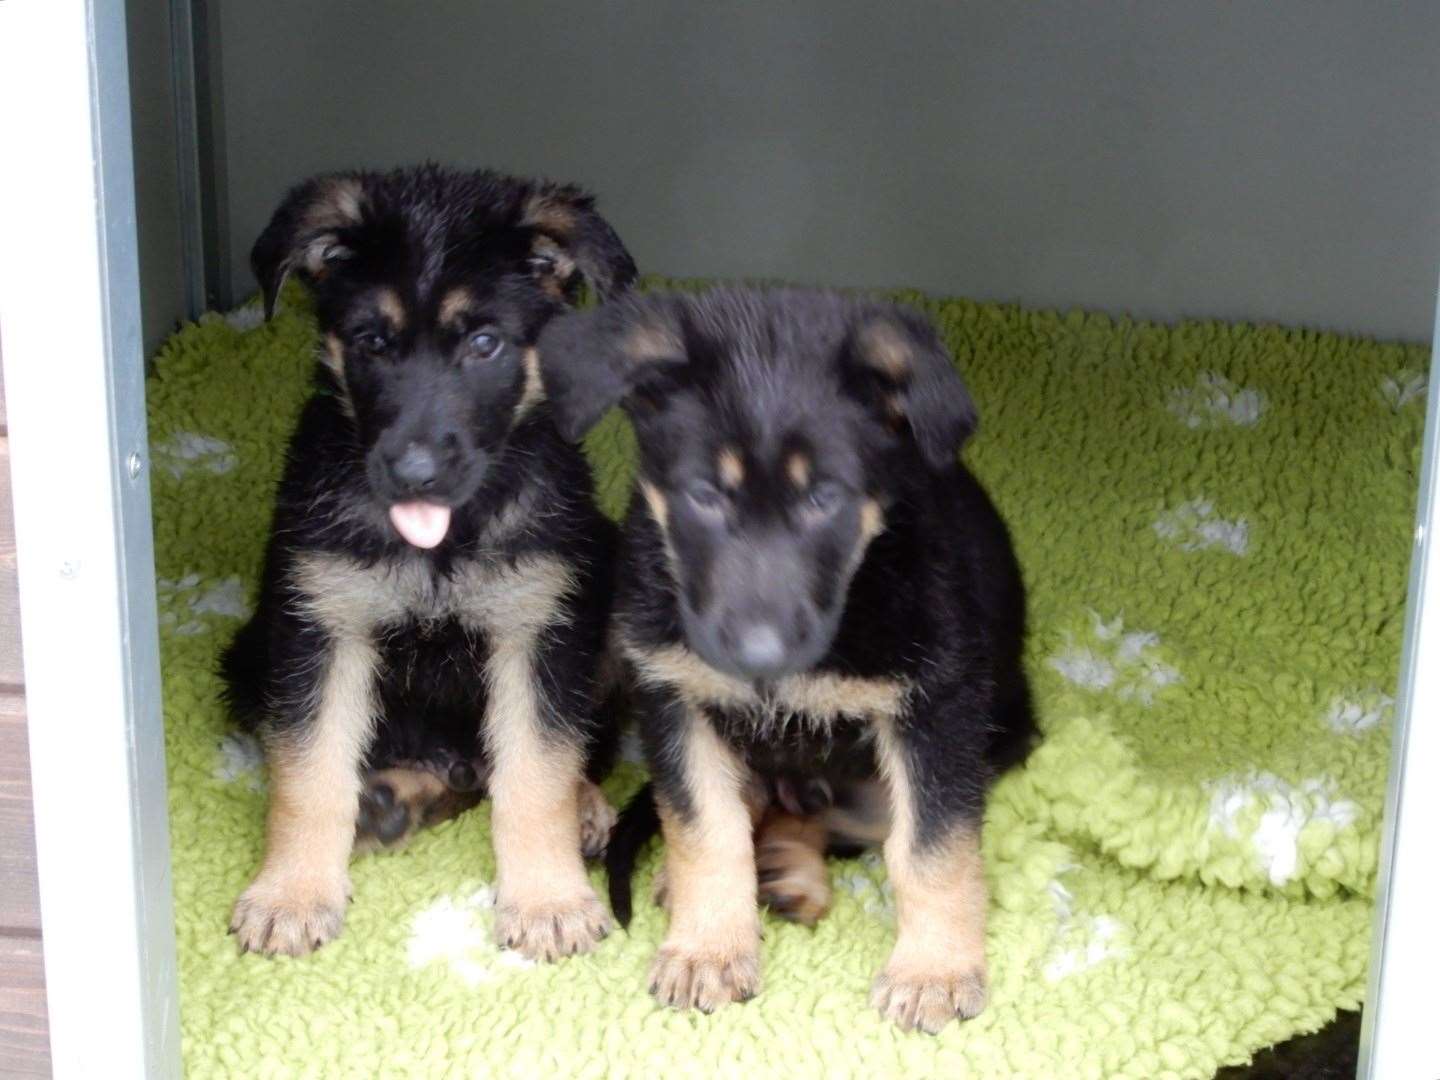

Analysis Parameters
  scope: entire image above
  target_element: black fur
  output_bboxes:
[222,164,633,829]
[605,780,660,926]
[540,287,1035,925]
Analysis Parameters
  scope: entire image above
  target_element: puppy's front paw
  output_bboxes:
[230,870,349,957]
[577,780,618,860]
[493,891,612,962]
[648,944,760,1013]
[869,964,987,1034]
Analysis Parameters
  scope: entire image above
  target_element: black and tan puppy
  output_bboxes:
[538,287,1034,1032]
[222,165,635,961]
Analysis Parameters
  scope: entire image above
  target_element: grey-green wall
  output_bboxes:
[209,2,1438,340]
[127,0,187,357]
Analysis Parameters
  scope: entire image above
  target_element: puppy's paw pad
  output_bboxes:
[757,852,831,928]
[648,946,760,1013]
[493,893,612,962]
[577,782,619,861]
[230,873,349,957]
[870,967,987,1034]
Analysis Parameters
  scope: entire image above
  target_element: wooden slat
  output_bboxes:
[0,934,49,1077]
[0,347,41,933]
[0,348,45,1076]
[1,434,23,687]
[0,400,36,938]
[0,692,40,933]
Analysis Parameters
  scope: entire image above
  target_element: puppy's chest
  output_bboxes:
[627,642,913,739]
[291,550,576,642]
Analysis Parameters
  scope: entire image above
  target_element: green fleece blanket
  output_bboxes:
[148,283,1423,1078]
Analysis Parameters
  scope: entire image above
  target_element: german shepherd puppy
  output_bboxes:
[538,287,1034,1032]
[222,165,635,962]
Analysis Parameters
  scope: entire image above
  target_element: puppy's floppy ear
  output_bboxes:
[521,184,638,301]
[250,174,368,319]
[844,306,979,470]
[537,297,687,442]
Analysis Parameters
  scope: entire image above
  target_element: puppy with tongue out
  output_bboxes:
[222,165,636,965]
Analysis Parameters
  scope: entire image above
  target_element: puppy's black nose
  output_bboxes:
[389,442,438,491]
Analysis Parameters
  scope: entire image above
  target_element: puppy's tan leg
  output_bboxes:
[869,725,988,1033]
[485,640,610,962]
[651,772,767,915]
[755,810,831,927]
[649,714,761,1013]
[231,636,376,956]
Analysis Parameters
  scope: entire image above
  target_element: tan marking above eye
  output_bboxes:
[859,320,912,380]
[437,287,474,328]
[375,288,406,331]
[787,453,812,489]
[717,447,745,490]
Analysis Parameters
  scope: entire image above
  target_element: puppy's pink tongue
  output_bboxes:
[388,501,451,549]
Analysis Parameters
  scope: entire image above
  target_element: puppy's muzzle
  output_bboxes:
[388,441,440,494]
[734,622,787,676]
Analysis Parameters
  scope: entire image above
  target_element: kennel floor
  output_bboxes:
[146,283,1423,1078]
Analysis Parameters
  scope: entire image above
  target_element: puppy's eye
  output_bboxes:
[468,331,503,360]
[686,481,727,515]
[355,330,390,353]
[804,481,846,518]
